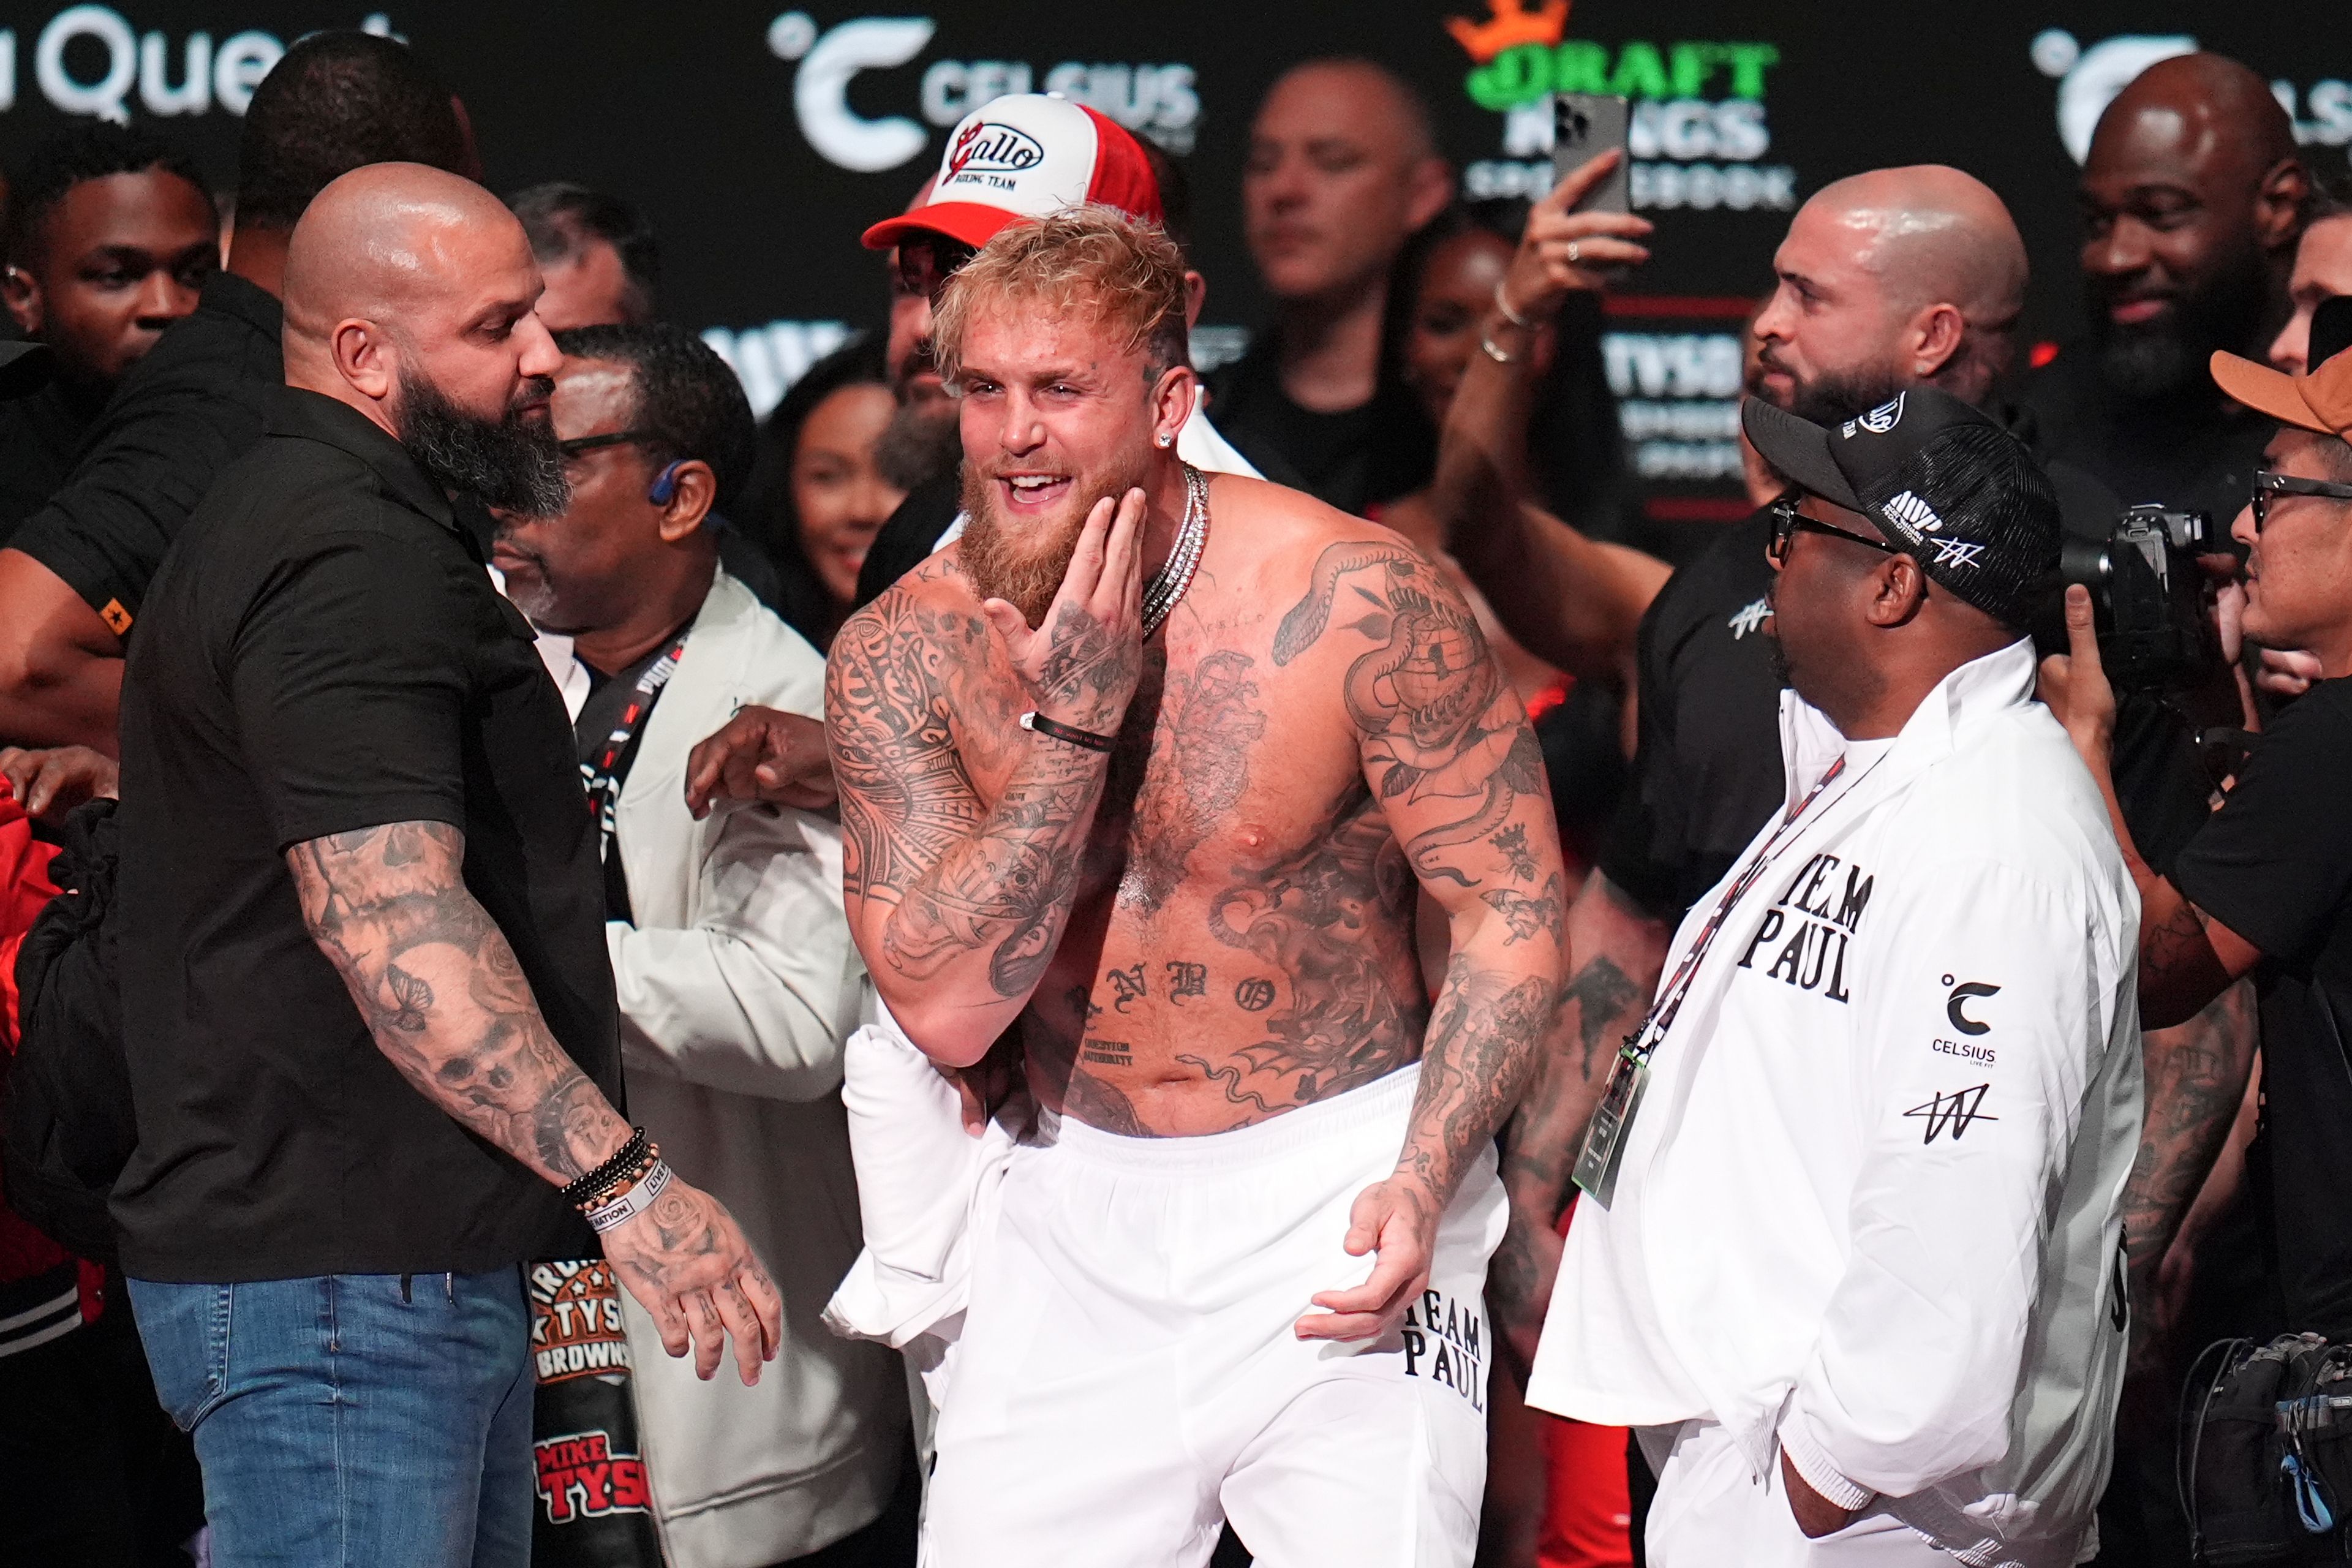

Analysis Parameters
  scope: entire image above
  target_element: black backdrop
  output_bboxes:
[3,2,2348,506]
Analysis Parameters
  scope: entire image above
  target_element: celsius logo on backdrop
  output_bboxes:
[1442,0,1795,211]
[2030,29,2352,165]
[767,12,1200,174]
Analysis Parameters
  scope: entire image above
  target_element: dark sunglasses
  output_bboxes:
[2251,469,2352,533]
[556,429,656,458]
[1767,496,1902,565]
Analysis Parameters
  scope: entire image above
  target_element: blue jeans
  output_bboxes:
[127,1270,534,1568]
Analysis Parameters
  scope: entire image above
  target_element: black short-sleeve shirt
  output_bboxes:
[1595,507,1784,920]
[112,385,620,1283]
[2173,678,2352,1336]
[8,271,281,633]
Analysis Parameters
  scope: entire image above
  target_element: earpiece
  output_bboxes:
[647,461,684,505]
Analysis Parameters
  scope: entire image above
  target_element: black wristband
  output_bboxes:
[1020,710,1117,753]
[560,1126,647,1209]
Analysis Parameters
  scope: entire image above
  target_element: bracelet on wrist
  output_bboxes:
[1479,330,1518,364]
[586,1157,673,1234]
[1020,710,1117,754]
[560,1125,650,1211]
[1492,278,1536,330]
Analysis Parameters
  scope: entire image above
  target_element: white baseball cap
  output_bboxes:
[861,92,1164,252]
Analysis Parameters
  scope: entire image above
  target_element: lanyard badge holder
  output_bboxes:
[1574,755,1853,1208]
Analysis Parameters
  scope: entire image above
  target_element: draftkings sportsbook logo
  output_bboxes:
[1444,0,1795,210]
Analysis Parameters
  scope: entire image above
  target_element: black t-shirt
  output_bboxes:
[10,271,282,635]
[112,385,621,1283]
[2016,344,2271,523]
[1205,333,1433,516]
[1595,507,1784,920]
[0,380,96,544]
[2173,678,2352,1338]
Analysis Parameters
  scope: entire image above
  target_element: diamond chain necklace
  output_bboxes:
[1140,463,1209,640]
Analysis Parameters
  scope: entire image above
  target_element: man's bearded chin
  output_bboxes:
[2088,243,2271,402]
[394,366,570,516]
[959,452,1153,628]
[1777,357,1912,427]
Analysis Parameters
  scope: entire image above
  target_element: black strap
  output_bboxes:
[581,627,693,869]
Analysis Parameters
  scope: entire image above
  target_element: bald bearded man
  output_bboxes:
[113,164,780,1567]
[2020,51,2307,521]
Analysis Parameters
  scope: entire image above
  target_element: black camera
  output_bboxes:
[2057,505,2221,692]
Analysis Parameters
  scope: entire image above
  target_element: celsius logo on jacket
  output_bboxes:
[1736,851,1873,1002]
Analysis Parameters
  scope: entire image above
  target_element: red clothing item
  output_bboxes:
[0,786,71,1291]
[1539,1194,1633,1567]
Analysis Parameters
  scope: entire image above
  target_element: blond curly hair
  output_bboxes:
[933,204,1190,388]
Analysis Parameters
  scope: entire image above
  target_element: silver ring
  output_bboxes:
[1567,241,1581,265]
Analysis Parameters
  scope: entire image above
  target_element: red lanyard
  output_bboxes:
[1625,753,1860,1065]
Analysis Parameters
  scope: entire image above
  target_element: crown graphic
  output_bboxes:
[1446,0,1571,64]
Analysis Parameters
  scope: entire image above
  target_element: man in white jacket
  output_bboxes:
[496,323,908,1566]
[1528,388,2141,1566]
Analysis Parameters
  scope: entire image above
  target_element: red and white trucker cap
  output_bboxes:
[861,92,1163,251]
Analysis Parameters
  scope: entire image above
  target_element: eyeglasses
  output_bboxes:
[2251,469,2352,532]
[1767,497,1902,566]
[556,429,656,458]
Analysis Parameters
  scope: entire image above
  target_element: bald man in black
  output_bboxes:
[115,162,778,1568]
[2019,51,2309,519]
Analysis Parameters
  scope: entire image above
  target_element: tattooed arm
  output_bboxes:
[287,821,783,1385]
[2122,981,2256,1346]
[1490,870,1668,1380]
[1280,540,1569,1341]
[827,491,1147,1067]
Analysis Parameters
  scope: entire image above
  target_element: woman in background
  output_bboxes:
[741,334,906,649]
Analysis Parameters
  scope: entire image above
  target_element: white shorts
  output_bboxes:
[1641,1421,1950,1566]
[922,1063,1505,1568]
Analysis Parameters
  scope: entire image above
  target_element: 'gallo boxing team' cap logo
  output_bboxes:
[948,121,1046,177]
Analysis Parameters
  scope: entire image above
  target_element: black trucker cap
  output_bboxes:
[1741,386,2062,629]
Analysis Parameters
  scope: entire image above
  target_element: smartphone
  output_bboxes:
[1553,93,1631,214]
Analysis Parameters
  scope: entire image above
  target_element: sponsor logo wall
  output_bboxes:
[2,4,2346,488]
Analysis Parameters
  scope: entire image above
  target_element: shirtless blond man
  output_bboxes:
[825,208,1565,1565]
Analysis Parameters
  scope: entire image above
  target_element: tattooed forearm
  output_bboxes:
[2122,979,2256,1284]
[828,589,1114,1023]
[1398,967,1556,1204]
[287,822,627,1185]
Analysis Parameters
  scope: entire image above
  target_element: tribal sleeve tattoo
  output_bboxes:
[1277,540,1568,1207]
[826,587,1115,1050]
[287,821,627,1184]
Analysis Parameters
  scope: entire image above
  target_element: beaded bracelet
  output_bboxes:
[560,1126,649,1212]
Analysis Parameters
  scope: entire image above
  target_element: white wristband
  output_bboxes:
[586,1157,671,1234]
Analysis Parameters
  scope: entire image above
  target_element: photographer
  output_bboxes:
[2043,339,2352,1349]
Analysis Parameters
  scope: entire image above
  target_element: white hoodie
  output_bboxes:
[1529,639,2143,1568]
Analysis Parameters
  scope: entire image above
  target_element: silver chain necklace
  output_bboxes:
[1140,464,1209,640]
